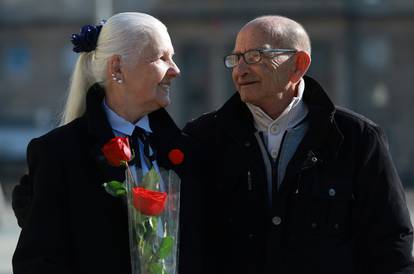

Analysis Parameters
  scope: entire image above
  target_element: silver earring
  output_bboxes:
[111,73,123,84]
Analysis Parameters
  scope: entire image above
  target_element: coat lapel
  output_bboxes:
[215,93,257,147]
[215,94,268,191]
[279,76,344,193]
[85,83,125,184]
[147,108,179,170]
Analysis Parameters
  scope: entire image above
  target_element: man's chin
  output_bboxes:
[238,90,254,104]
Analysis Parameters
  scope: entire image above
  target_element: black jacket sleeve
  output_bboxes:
[12,138,74,274]
[354,125,414,274]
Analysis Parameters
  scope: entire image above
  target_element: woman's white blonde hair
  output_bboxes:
[61,12,167,125]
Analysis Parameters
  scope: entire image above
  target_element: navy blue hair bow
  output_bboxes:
[71,21,105,53]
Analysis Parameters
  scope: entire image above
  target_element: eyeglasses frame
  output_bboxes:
[223,48,297,68]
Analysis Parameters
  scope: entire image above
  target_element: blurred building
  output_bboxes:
[1,0,414,196]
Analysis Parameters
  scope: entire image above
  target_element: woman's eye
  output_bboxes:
[160,56,167,61]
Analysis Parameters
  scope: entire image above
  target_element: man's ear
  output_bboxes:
[290,51,311,84]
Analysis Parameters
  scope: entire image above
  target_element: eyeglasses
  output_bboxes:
[223,48,297,68]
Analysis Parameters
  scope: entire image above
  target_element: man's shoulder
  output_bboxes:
[183,93,248,137]
[333,106,384,140]
[183,111,219,138]
[335,106,377,126]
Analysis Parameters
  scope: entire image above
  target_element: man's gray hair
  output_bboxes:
[61,12,167,125]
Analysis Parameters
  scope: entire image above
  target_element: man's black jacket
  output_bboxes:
[183,76,414,274]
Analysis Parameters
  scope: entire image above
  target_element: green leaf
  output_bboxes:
[148,262,164,274]
[157,236,174,259]
[115,189,126,196]
[103,181,126,197]
[142,167,160,190]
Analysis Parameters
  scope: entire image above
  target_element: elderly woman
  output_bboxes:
[12,12,185,274]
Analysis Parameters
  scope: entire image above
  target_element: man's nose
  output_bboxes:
[234,57,250,77]
[167,61,180,77]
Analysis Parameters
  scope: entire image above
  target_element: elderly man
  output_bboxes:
[183,15,414,274]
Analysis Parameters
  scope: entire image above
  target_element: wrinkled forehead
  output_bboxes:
[140,28,174,59]
[234,25,275,53]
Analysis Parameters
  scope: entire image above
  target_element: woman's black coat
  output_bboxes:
[12,84,195,274]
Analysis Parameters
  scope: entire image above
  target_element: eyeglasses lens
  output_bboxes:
[245,50,261,64]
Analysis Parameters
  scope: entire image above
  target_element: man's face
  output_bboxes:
[232,25,295,107]
[122,29,180,113]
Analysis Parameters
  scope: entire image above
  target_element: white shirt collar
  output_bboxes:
[102,99,153,136]
[247,78,308,133]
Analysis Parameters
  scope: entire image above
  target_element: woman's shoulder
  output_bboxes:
[28,117,88,154]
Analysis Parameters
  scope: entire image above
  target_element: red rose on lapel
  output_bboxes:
[101,137,132,167]
[132,187,167,216]
[168,149,184,165]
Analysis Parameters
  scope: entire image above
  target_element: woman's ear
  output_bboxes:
[108,55,122,78]
[290,51,311,84]
[107,55,124,83]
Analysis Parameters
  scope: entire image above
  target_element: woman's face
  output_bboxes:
[112,28,180,121]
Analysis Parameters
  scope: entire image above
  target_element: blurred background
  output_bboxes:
[1,0,414,273]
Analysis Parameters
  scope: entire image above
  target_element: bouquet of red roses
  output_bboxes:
[101,137,182,274]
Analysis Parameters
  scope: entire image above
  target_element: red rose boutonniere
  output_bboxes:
[168,148,184,165]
